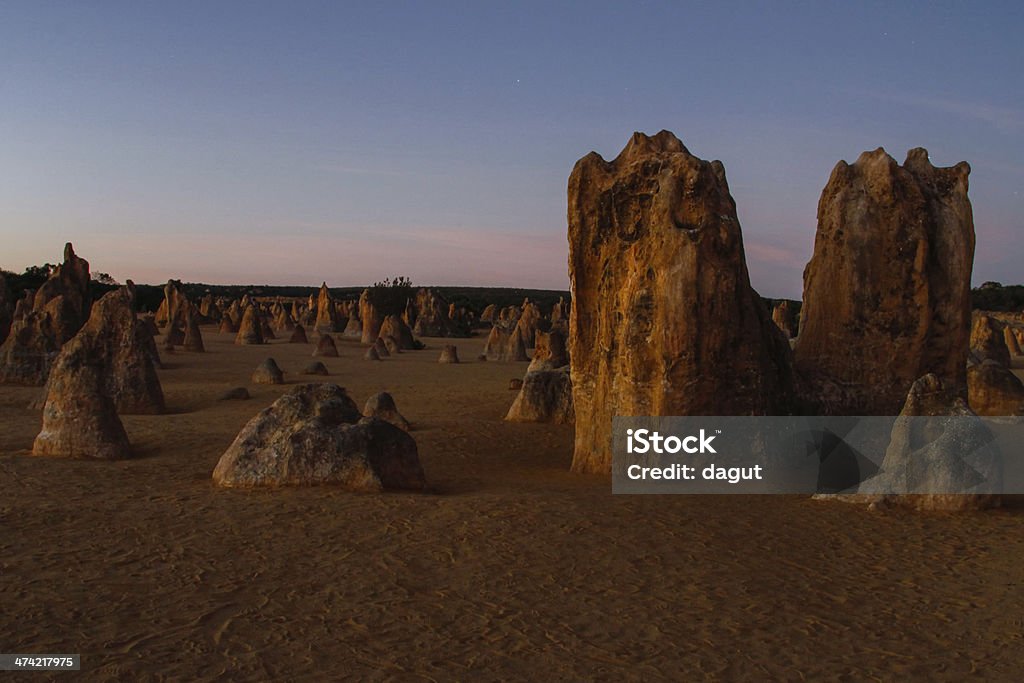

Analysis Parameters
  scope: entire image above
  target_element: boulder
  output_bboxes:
[438,345,460,364]
[363,391,411,431]
[314,335,339,358]
[252,358,284,385]
[218,387,250,401]
[568,132,793,473]
[212,383,425,490]
[302,361,329,376]
[795,148,975,415]
[967,360,1024,416]
[505,366,574,424]
[859,374,1001,511]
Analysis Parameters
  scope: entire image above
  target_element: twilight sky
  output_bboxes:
[1,1,1021,298]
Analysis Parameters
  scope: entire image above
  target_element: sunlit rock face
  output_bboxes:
[795,148,975,415]
[568,131,793,474]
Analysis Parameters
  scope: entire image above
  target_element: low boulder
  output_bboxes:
[314,335,339,358]
[212,383,425,490]
[505,366,574,424]
[252,358,284,385]
[303,361,329,376]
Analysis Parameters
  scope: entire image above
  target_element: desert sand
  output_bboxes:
[3,328,1024,680]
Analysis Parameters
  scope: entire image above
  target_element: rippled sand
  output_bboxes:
[2,329,1024,680]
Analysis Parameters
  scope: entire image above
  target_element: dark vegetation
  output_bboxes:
[6,261,1019,317]
[971,282,1024,312]
[1,265,571,317]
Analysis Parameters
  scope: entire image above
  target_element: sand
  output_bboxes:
[2,328,1024,681]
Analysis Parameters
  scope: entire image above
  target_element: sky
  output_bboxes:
[0,1,1021,298]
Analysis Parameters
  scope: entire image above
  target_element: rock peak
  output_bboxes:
[616,130,690,163]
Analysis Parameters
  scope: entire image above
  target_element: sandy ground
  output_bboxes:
[2,328,1024,681]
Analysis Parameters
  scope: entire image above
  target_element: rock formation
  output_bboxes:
[364,346,381,361]
[212,383,425,490]
[252,358,284,384]
[411,288,465,337]
[302,361,329,376]
[505,366,574,424]
[568,132,794,473]
[970,314,1011,367]
[199,294,221,322]
[480,304,497,323]
[234,305,265,345]
[314,335,339,358]
[158,280,188,343]
[289,324,309,343]
[514,301,545,349]
[438,345,460,363]
[0,273,11,345]
[527,329,568,373]
[967,359,1024,416]
[382,336,400,355]
[260,317,276,341]
[551,297,569,326]
[219,317,238,334]
[378,314,417,351]
[342,312,362,338]
[483,324,529,362]
[31,284,165,457]
[314,283,341,334]
[795,148,975,415]
[860,374,1001,511]
[33,243,92,344]
[358,289,384,345]
[1005,326,1022,357]
[0,243,93,385]
[771,301,797,339]
[363,391,411,431]
[183,307,205,352]
[372,337,390,358]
